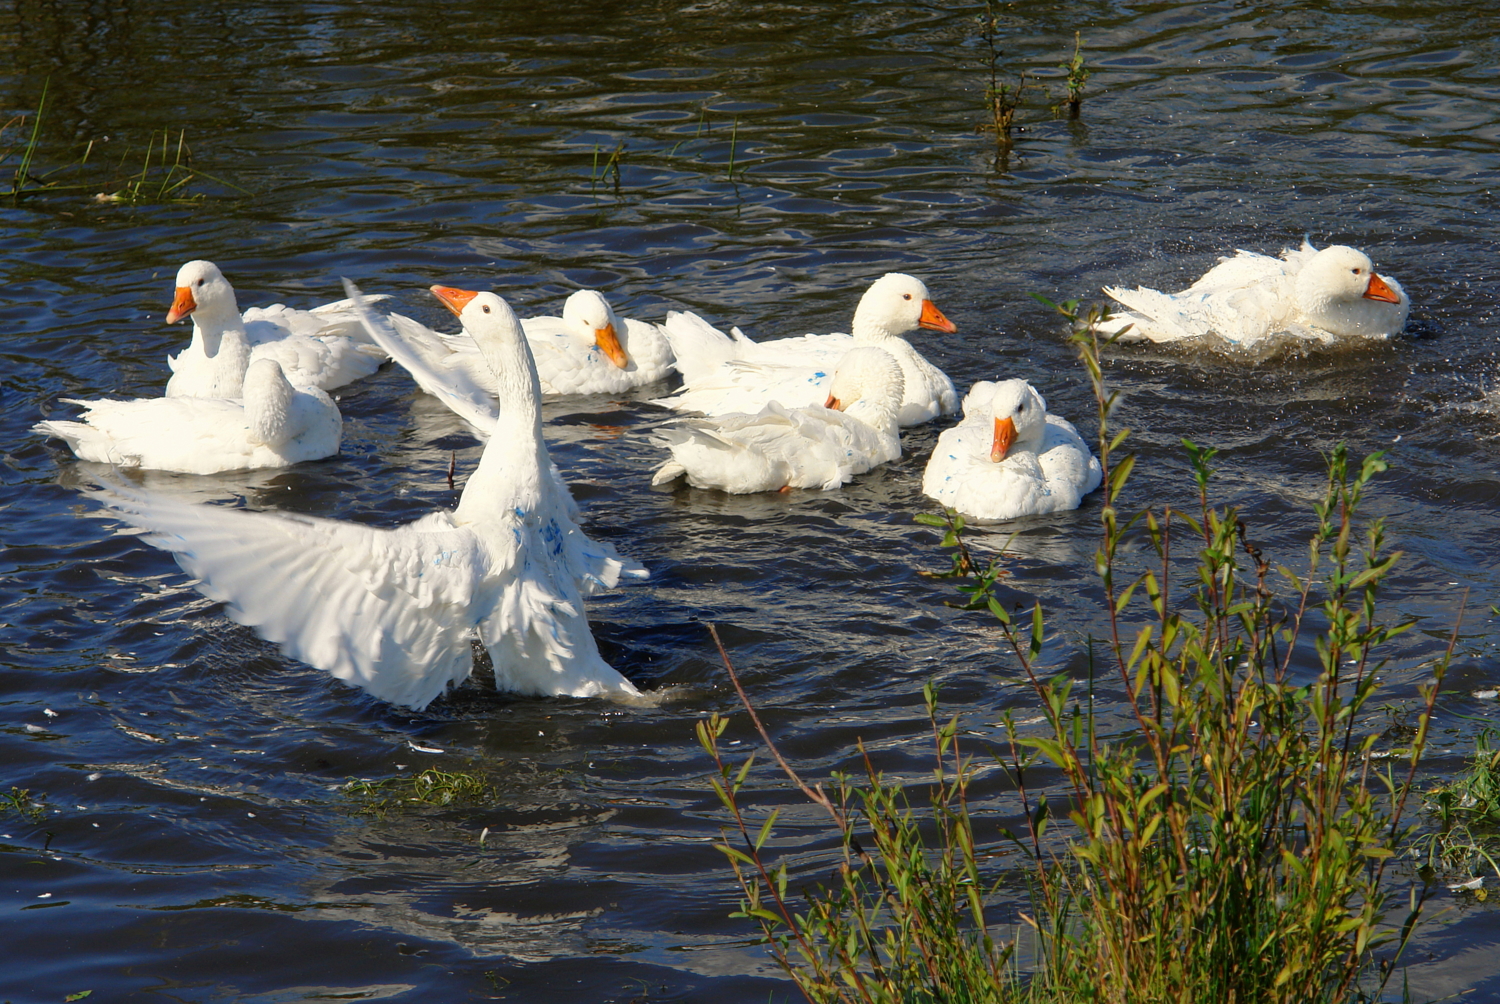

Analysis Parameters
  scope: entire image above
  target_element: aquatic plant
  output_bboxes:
[0,786,46,823]
[2,80,243,203]
[591,140,626,199]
[976,0,1028,152]
[344,768,494,817]
[1413,730,1500,896]
[1056,33,1089,119]
[700,302,1447,1003]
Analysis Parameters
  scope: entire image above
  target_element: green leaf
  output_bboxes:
[754,807,781,850]
[65,994,92,1003]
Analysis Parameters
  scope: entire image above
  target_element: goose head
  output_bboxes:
[823,347,904,430]
[1294,245,1410,337]
[851,273,958,341]
[431,285,537,398]
[166,260,241,328]
[985,379,1048,462]
[561,289,629,369]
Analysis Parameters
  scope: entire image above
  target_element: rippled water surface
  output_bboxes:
[5,1,1500,1000]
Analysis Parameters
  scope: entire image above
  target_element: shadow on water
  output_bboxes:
[3,1,1500,1000]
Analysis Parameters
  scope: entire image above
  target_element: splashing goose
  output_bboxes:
[652,272,959,428]
[92,286,648,710]
[35,358,341,474]
[651,346,903,494]
[1104,241,1409,348]
[922,379,1101,522]
[364,289,673,422]
[165,260,389,396]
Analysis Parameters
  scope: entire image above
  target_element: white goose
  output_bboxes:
[651,347,903,494]
[923,379,1101,522]
[35,358,341,474]
[652,272,959,428]
[367,289,673,419]
[92,285,648,711]
[165,260,389,396]
[1105,241,1409,348]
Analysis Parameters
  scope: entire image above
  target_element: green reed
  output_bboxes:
[700,302,1449,1003]
[3,82,244,203]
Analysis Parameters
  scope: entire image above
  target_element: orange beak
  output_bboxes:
[431,285,480,317]
[990,416,1017,462]
[824,393,844,411]
[1363,273,1401,304]
[165,286,196,324]
[594,322,628,369]
[918,299,957,333]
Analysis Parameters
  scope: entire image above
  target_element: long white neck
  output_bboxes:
[850,303,909,344]
[185,297,252,397]
[455,327,548,521]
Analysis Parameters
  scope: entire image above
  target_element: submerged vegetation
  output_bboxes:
[0,786,46,823]
[700,303,1453,1002]
[344,768,494,818]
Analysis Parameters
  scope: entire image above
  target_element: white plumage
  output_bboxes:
[923,379,1101,522]
[361,289,673,429]
[652,272,959,428]
[1105,241,1409,348]
[91,285,648,711]
[35,358,341,474]
[164,260,389,396]
[651,346,903,494]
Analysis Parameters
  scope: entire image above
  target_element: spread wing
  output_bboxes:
[92,482,499,710]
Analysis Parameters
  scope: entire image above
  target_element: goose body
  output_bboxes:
[1105,241,1409,348]
[92,286,647,710]
[164,260,389,396]
[652,273,959,428]
[923,380,1101,522]
[651,347,903,494]
[36,358,341,474]
[364,290,673,426]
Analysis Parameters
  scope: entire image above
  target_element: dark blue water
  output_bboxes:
[4,2,1500,1000]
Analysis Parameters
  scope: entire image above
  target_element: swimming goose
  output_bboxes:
[651,346,903,494]
[364,289,673,425]
[36,358,341,474]
[652,272,958,428]
[922,379,1101,522]
[91,286,648,711]
[1105,241,1409,347]
[165,260,388,396]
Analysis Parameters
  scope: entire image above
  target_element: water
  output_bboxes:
[4,1,1500,999]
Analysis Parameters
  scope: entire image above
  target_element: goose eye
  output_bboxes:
[902,293,912,300]
[196,279,204,287]
[1351,268,1361,275]
[482,304,491,313]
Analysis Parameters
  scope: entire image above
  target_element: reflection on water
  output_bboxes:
[4,0,1500,1000]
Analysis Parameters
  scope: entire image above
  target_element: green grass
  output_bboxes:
[2,80,247,203]
[1414,730,1500,897]
[701,302,1448,1003]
